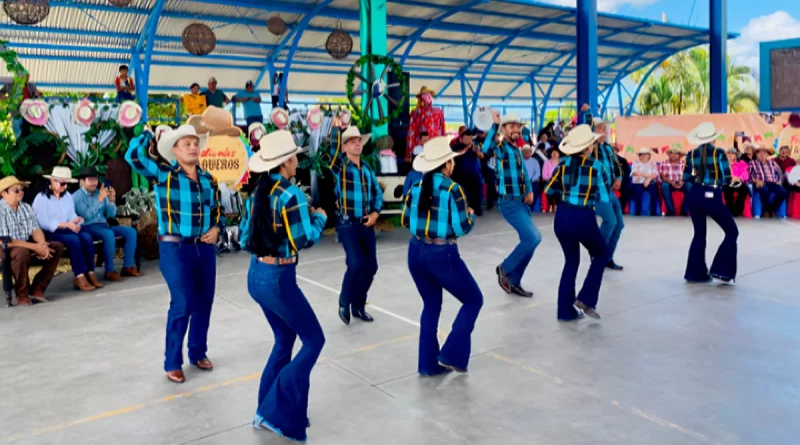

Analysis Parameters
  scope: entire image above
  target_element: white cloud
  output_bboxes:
[636,123,686,137]
[728,11,800,76]
[536,0,660,13]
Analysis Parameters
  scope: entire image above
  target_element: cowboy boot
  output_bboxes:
[87,271,104,288]
[74,275,96,292]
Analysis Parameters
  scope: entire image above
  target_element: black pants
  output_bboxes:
[482,168,497,210]
[685,185,738,282]
[458,171,483,215]
[723,185,749,217]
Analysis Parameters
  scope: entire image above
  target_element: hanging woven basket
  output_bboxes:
[182,23,217,56]
[326,28,353,60]
[3,0,50,25]
[107,0,131,7]
[267,15,286,36]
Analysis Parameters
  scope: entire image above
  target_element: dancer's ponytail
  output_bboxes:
[418,164,446,215]
[244,173,284,257]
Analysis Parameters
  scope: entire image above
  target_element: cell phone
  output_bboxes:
[735,131,745,137]
[104,179,111,188]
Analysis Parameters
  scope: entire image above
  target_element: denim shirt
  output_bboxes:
[73,188,117,225]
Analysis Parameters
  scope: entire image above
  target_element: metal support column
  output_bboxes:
[460,74,469,127]
[360,0,388,139]
[576,0,598,112]
[138,0,167,122]
[709,0,727,113]
[529,76,538,130]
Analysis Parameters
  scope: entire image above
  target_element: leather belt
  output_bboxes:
[258,256,298,265]
[159,235,202,244]
[416,236,457,245]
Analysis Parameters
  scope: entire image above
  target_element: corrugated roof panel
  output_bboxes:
[447,12,534,30]
[604,33,671,46]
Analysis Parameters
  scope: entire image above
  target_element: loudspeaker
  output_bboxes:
[387,71,410,162]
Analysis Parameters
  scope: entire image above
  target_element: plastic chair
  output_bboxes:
[660,190,686,216]
[752,188,788,218]
[787,191,800,219]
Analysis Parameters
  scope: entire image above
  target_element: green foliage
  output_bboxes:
[118,187,156,217]
[13,130,70,177]
[0,40,27,175]
[345,55,408,127]
[82,114,127,160]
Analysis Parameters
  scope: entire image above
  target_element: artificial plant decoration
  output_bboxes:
[118,187,156,217]
[0,41,28,176]
[345,55,408,127]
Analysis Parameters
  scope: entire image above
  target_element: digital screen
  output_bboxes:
[770,47,800,110]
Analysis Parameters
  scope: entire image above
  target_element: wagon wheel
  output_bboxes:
[346,55,407,127]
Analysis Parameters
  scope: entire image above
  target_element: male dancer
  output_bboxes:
[483,111,540,297]
[329,118,383,324]
[590,118,625,270]
[126,125,224,383]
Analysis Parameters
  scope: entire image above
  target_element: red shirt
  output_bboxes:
[406,105,445,158]
[776,156,797,173]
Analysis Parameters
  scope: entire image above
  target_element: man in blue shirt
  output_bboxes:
[202,77,229,109]
[590,118,626,271]
[233,80,263,126]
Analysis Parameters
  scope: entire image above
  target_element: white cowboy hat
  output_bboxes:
[592,117,607,127]
[20,99,49,126]
[43,166,78,183]
[521,144,533,152]
[73,99,96,127]
[307,107,323,131]
[413,136,462,173]
[638,147,653,155]
[473,107,495,132]
[118,101,142,128]
[501,113,521,126]
[157,125,200,162]
[154,125,172,142]
[248,130,308,173]
[341,126,371,145]
[687,122,723,146]
[271,107,289,129]
[558,124,602,155]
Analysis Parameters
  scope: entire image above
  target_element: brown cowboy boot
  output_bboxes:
[74,275,96,292]
[104,271,122,282]
[16,295,33,306]
[87,271,104,288]
[121,267,141,277]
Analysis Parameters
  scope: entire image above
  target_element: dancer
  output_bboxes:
[482,111,540,297]
[545,125,609,321]
[682,122,741,285]
[125,125,224,383]
[244,130,327,442]
[402,136,483,376]
[329,118,383,324]
[590,118,625,271]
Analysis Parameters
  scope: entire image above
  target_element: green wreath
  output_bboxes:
[345,55,408,127]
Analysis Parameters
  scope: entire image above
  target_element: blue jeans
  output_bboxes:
[408,238,483,375]
[248,258,325,442]
[498,199,542,286]
[336,223,378,311]
[554,205,608,320]
[82,223,137,272]
[594,194,624,262]
[661,182,691,215]
[529,181,540,212]
[44,228,95,277]
[632,182,659,216]
[685,185,738,282]
[158,241,216,372]
[754,182,788,214]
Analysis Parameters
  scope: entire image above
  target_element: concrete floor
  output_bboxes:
[2,212,799,445]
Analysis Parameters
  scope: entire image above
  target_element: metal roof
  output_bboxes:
[1,0,738,104]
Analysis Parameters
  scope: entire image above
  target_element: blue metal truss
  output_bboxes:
[538,53,576,129]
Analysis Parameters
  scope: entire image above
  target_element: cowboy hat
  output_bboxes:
[687,122,723,146]
[271,107,289,129]
[157,125,200,162]
[73,99,96,127]
[752,144,776,155]
[558,124,602,155]
[415,86,436,98]
[75,166,101,179]
[202,106,242,137]
[341,126,371,145]
[473,107,494,132]
[43,166,78,183]
[154,124,172,142]
[20,99,49,126]
[666,146,683,154]
[521,144,533,152]
[501,113,521,126]
[638,147,653,155]
[307,107,323,131]
[248,130,308,173]
[0,176,30,194]
[248,122,266,146]
[118,101,142,127]
[413,136,462,173]
[187,115,209,135]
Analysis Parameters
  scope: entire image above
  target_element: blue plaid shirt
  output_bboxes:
[401,174,473,239]
[329,127,383,221]
[682,144,731,187]
[482,124,531,199]
[125,133,225,237]
[544,155,610,207]
[592,141,623,191]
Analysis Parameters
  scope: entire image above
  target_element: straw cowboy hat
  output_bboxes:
[415,86,436,98]
[687,122,723,146]
[558,124,602,155]
[0,176,30,194]
[638,147,653,156]
[341,126,371,145]
[271,107,289,129]
[501,113,521,126]
[413,136,462,173]
[248,130,308,173]
[117,101,142,128]
[307,107,323,131]
[73,99,96,127]
[43,166,78,183]
[752,143,776,156]
[666,145,683,154]
[157,125,200,162]
[19,99,49,126]
[201,106,242,137]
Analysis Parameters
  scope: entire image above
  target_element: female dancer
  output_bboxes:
[402,136,483,375]
[244,130,327,442]
[544,125,610,321]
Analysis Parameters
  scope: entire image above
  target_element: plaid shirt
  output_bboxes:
[592,141,622,190]
[482,124,531,199]
[748,159,783,184]
[658,160,684,183]
[0,200,40,241]
[544,155,610,207]
[125,133,225,237]
[329,128,383,221]
[401,174,473,239]
[682,144,732,187]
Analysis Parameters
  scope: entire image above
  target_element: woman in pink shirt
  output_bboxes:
[723,147,750,216]
[542,149,561,212]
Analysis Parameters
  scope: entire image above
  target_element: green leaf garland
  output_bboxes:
[345,55,408,128]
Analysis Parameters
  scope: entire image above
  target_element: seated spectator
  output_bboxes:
[32,167,99,291]
[537,133,551,153]
[115,65,135,103]
[612,144,633,210]
[749,144,787,217]
[658,147,690,215]
[740,142,754,163]
[0,176,64,305]
[233,80,263,126]
[723,148,750,217]
[184,83,207,116]
[631,148,660,216]
[73,167,141,281]
[776,146,800,193]
[522,144,541,211]
[542,148,561,212]
[413,131,429,156]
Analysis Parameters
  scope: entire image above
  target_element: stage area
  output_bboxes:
[2,213,799,445]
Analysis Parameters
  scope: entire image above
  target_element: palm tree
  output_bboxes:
[639,75,675,115]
